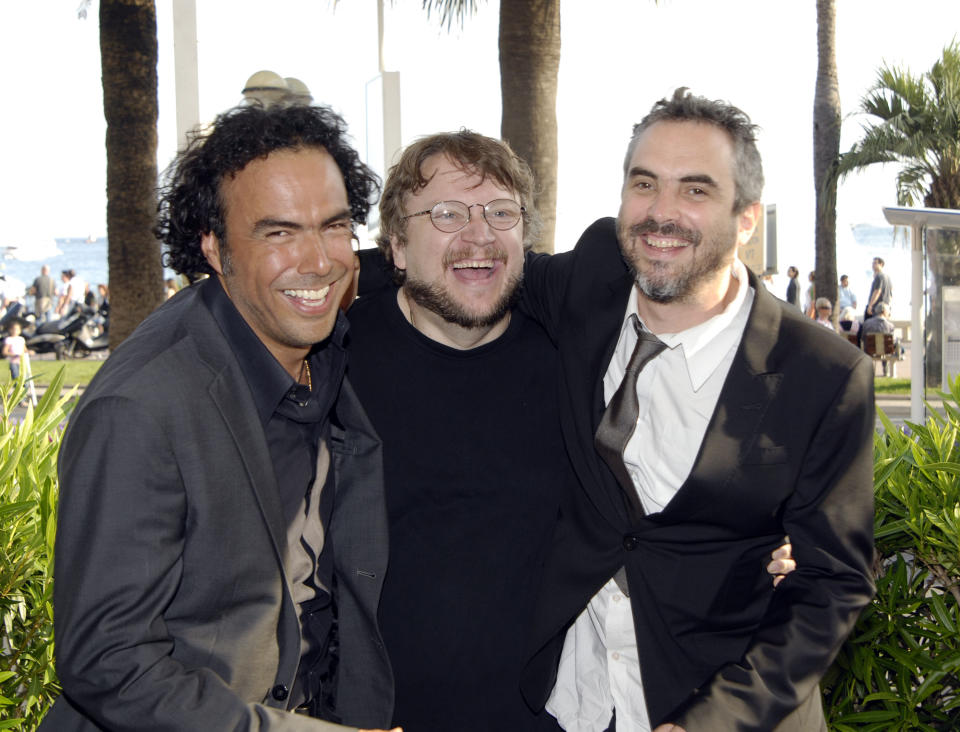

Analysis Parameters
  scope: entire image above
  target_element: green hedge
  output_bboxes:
[0,373,74,730]
[822,379,960,730]
[3,372,960,729]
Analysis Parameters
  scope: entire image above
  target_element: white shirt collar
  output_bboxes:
[620,258,755,391]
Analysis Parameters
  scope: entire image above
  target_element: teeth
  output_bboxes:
[452,260,494,269]
[645,237,688,249]
[284,286,331,301]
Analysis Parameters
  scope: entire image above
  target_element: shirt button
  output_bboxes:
[271,684,289,701]
[611,652,621,661]
[612,594,622,603]
[623,535,639,551]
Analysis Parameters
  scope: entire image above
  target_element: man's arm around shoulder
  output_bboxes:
[521,217,623,337]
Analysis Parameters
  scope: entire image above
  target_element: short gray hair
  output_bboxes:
[623,87,764,214]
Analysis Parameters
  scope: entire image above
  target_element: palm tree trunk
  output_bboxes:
[100,0,163,347]
[813,0,840,313]
[498,0,560,253]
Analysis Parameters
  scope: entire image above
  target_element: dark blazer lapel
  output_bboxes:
[664,271,784,519]
[564,269,638,526]
[187,302,289,564]
[206,370,288,556]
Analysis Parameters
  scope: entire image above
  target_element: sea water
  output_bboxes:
[0,237,175,299]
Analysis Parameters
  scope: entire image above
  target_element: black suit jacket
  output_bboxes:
[40,278,393,732]
[520,218,875,731]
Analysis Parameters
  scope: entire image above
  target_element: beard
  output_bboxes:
[403,268,523,330]
[617,216,736,303]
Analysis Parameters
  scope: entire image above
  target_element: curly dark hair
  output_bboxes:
[156,103,380,278]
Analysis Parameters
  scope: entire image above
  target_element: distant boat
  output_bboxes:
[1,237,63,261]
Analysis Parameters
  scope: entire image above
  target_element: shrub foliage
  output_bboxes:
[822,378,960,730]
[0,372,74,730]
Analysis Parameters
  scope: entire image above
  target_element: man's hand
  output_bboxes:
[767,536,796,588]
[359,728,402,732]
[653,724,686,731]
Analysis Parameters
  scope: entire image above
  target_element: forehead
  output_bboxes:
[410,154,516,202]
[627,120,736,184]
[220,147,348,219]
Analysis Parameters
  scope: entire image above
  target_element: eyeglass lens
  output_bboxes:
[430,200,522,232]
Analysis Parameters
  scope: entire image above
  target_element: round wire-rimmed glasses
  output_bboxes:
[401,199,525,233]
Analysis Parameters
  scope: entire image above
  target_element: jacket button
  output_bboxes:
[623,535,639,551]
[271,684,289,701]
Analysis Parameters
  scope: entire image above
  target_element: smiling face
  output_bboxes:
[200,147,354,376]
[617,120,759,306]
[391,154,524,344]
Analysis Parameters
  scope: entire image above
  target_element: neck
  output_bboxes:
[397,289,510,350]
[636,261,743,335]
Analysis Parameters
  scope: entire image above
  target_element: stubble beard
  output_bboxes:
[617,217,735,304]
[403,269,523,330]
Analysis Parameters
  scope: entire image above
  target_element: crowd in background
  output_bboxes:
[776,256,897,374]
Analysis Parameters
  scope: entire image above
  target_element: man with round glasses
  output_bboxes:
[403,198,526,233]
[349,130,569,731]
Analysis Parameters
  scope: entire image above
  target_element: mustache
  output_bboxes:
[442,246,509,267]
[627,218,701,245]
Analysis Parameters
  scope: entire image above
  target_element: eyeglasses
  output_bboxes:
[401,199,525,233]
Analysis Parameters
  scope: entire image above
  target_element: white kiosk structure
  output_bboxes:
[882,206,960,423]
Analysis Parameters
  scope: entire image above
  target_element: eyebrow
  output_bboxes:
[251,208,353,235]
[627,167,719,189]
[252,218,303,235]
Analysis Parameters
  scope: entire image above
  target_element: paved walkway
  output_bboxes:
[875,393,947,432]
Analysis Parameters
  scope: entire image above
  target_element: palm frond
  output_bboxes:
[896,163,932,207]
[420,0,482,31]
[837,43,960,209]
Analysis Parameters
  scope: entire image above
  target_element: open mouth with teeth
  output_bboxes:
[644,235,693,250]
[282,285,332,307]
[450,259,499,281]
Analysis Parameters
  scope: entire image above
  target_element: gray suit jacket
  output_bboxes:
[40,279,393,731]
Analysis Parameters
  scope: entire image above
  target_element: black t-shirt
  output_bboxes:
[347,287,567,732]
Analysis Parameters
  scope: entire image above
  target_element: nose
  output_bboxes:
[298,230,333,275]
[461,204,496,243]
[647,188,680,224]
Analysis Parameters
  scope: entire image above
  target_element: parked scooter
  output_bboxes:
[58,305,109,359]
[0,302,66,356]
[4,303,107,359]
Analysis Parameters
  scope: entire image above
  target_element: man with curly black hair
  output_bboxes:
[42,104,398,732]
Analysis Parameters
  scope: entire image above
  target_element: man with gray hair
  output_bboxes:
[520,88,875,731]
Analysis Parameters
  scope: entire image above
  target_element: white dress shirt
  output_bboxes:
[547,260,755,732]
